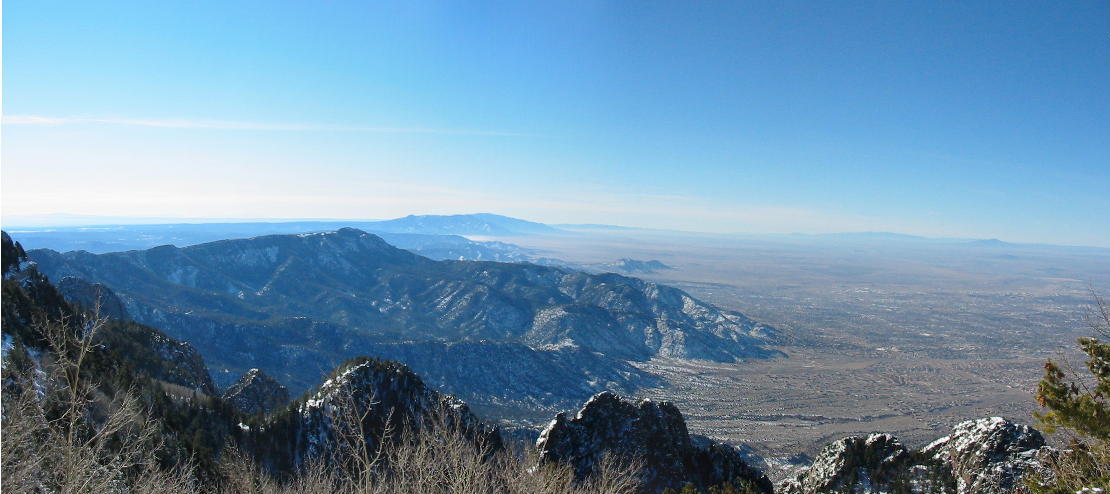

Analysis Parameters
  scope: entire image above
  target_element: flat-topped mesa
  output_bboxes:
[367,213,561,236]
[611,258,672,274]
[536,391,772,493]
[222,368,290,415]
[781,416,1050,494]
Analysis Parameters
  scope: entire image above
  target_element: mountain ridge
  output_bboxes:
[6,220,555,262]
[366,213,561,236]
[24,228,779,416]
[1,229,1061,493]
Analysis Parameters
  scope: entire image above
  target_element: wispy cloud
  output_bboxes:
[1,114,530,137]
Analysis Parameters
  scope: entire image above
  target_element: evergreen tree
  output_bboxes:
[1029,291,1110,492]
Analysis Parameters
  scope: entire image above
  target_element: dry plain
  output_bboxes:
[497,229,1110,472]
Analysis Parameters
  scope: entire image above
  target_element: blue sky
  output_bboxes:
[3,1,1108,245]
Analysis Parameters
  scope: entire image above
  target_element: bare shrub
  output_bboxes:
[215,397,642,494]
[351,418,640,494]
[3,313,640,494]
[1,314,197,494]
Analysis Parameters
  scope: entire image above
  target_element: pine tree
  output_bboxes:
[1035,338,1110,440]
[1029,291,1110,492]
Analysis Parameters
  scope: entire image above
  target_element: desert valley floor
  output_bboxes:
[499,228,1109,469]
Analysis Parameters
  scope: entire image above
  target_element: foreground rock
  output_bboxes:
[250,357,499,472]
[537,392,772,493]
[781,417,1049,494]
[780,434,947,493]
[222,368,290,415]
[923,417,1047,494]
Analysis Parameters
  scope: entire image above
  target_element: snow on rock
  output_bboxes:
[923,417,1047,494]
[779,433,924,494]
[781,417,1050,494]
[536,391,772,493]
[249,357,499,472]
[222,368,290,415]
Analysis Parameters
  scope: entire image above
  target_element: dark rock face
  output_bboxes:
[781,417,1048,494]
[536,392,772,493]
[124,325,219,395]
[922,417,1047,494]
[56,276,130,320]
[253,357,499,472]
[2,231,31,277]
[27,228,779,411]
[3,232,82,346]
[222,368,290,415]
[780,434,938,494]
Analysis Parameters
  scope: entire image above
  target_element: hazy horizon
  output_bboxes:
[4,2,1108,246]
[5,211,1109,249]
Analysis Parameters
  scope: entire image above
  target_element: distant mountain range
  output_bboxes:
[25,228,779,417]
[5,217,565,263]
[8,212,1102,250]
[367,213,561,236]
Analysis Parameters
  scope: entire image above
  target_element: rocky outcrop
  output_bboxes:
[252,357,499,472]
[141,329,219,394]
[223,368,289,415]
[923,417,1047,494]
[536,392,772,493]
[56,276,130,320]
[781,417,1049,494]
[93,320,219,395]
[780,434,947,493]
[2,231,31,277]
